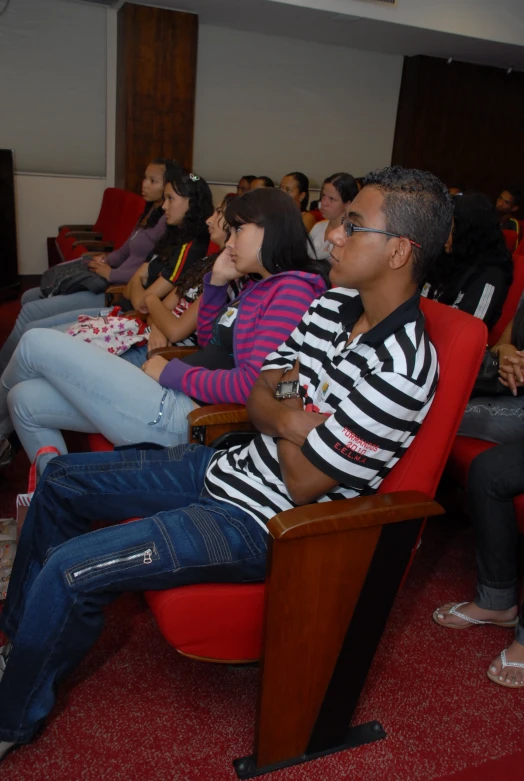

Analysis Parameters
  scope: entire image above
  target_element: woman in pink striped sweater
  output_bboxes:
[0,189,328,475]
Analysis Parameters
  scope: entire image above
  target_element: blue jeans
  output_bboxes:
[0,444,267,743]
[458,395,524,445]
[0,287,105,373]
[0,329,195,475]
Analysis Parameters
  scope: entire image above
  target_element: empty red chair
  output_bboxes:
[68,192,146,261]
[55,188,127,263]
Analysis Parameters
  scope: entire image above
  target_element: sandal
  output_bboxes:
[433,602,519,629]
[487,649,524,688]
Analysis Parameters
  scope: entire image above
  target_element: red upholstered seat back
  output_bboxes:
[447,436,524,535]
[378,299,487,499]
[503,229,518,253]
[56,188,132,261]
[488,255,524,345]
[107,192,146,249]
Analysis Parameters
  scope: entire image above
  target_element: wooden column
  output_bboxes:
[116,3,198,193]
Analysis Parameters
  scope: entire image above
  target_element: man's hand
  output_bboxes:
[147,323,169,352]
[279,409,327,447]
[88,258,112,280]
[142,355,169,382]
[210,247,243,286]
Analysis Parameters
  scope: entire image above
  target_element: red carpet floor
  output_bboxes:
[0,300,523,780]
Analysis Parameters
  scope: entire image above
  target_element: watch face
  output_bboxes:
[279,381,296,395]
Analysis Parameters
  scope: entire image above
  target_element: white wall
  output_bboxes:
[277,0,524,48]
[14,175,107,275]
[0,0,116,275]
[0,0,107,176]
[193,25,403,187]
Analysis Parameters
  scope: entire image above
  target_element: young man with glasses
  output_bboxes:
[0,167,453,761]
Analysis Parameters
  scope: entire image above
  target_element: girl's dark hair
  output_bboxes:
[285,171,310,211]
[425,192,513,301]
[239,175,256,185]
[153,167,213,262]
[323,172,359,204]
[174,193,237,300]
[225,188,330,284]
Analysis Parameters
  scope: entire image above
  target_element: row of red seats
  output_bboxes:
[49,187,145,266]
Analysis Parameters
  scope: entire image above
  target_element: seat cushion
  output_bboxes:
[447,436,497,487]
[448,436,524,534]
[144,583,265,661]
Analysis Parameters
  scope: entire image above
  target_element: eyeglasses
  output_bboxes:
[342,218,422,249]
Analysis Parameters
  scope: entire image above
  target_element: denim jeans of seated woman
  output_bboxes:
[0,329,195,476]
[469,440,524,645]
[0,286,105,373]
[0,444,268,744]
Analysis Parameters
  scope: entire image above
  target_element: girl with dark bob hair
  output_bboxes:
[422,192,513,329]
[309,172,358,260]
[279,171,317,232]
[0,188,328,477]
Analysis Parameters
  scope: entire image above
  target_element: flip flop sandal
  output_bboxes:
[433,602,519,629]
[487,649,524,688]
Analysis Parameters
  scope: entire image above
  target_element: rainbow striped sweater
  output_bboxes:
[158,270,326,404]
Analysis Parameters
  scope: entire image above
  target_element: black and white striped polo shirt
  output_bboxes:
[204,287,439,530]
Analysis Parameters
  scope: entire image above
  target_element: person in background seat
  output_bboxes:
[279,172,316,231]
[308,172,358,260]
[0,159,173,374]
[249,176,274,190]
[496,185,522,248]
[236,175,256,196]
[422,192,513,330]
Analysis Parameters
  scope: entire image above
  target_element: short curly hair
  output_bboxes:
[362,166,454,284]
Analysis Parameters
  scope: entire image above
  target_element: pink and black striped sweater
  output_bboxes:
[158,270,326,405]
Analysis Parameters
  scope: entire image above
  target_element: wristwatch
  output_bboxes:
[275,380,301,400]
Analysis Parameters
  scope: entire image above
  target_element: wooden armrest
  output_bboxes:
[187,403,254,446]
[147,346,198,360]
[187,404,250,427]
[66,231,103,240]
[58,223,94,231]
[267,491,444,541]
[105,285,125,306]
[73,240,113,251]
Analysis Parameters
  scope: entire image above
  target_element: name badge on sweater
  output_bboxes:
[218,308,239,327]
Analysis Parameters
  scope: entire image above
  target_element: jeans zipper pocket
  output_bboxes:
[67,544,156,584]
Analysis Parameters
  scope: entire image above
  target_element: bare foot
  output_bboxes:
[433,601,518,629]
[488,639,524,687]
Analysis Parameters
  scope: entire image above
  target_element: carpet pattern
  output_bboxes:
[0,300,522,780]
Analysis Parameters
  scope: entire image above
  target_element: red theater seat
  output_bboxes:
[447,436,524,534]
[88,299,486,772]
[488,254,524,345]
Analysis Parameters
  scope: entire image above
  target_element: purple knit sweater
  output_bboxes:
[158,270,326,404]
[106,215,167,284]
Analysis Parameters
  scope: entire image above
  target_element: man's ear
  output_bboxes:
[511,204,519,213]
[389,237,412,273]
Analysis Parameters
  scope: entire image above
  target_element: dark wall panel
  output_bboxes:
[392,56,524,201]
[116,3,198,193]
[0,149,19,295]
